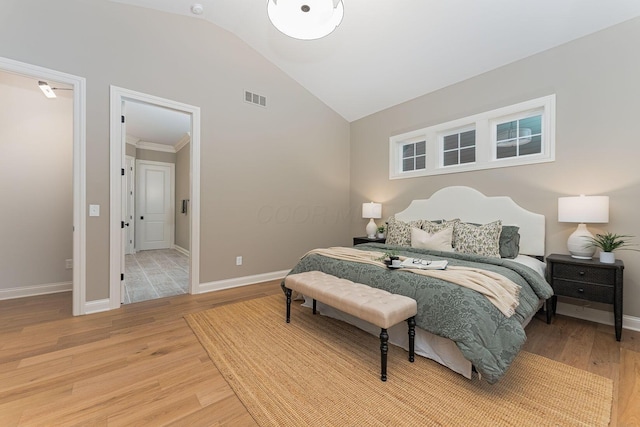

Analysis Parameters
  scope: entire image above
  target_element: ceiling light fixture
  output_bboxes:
[267,0,344,40]
[38,81,57,98]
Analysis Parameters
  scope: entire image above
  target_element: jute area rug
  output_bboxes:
[185,295,612,427]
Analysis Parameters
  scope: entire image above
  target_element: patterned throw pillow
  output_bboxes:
[411,227,454,251]
[423,218,460,234]
[453,220,503,258]
[385,216,424,246]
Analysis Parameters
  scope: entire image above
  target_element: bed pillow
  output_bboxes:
[385,216,424,246]
[453,220,502,258]
[411,227,454,252]
[499,225,520,259]
[422,218,459,233]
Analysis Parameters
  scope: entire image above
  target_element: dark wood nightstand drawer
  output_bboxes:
[552,279,614,304]
[553,263,615,285]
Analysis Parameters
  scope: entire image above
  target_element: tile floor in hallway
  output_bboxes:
[124,248,189,304]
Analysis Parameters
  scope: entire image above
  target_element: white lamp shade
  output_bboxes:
[362,202,382,219]
[267,0,344,40]
[558,195,609,223]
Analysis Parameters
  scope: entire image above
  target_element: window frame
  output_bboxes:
[389,95,556,180]
[439,125,477,168]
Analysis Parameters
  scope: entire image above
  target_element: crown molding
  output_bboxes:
[175,133,190,152]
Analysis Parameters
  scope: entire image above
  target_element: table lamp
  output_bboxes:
[362,202,382,239]
[558,195,609,259]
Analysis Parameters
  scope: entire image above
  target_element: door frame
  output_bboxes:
[124,155,136,255]
[0,56,87,316]
[109,86,201,310]
[135,159,175,251]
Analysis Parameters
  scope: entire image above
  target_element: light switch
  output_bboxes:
[89,204,100,217]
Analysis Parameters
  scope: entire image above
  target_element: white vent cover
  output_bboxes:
[244,90,267,107]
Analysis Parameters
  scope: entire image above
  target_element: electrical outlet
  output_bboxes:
[65,259,73,269]
[236,256,243,266]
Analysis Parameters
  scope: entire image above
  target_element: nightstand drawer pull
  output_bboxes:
[578,288,584,293]
[579,271,585,276]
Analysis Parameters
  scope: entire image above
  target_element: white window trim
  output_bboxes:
[389,95,556,179]
[439,125,476,168]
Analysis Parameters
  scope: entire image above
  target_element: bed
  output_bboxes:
[284,186,553,384]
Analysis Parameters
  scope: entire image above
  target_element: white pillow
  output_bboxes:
[410,227,454,252]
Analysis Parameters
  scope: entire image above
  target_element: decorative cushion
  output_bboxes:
[385,216,424,246]
[422,218,459,233]
[499,225,520,259]
[411,227,454,252]
[453,220,502,258]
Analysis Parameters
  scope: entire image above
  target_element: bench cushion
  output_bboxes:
[285,271,417,329]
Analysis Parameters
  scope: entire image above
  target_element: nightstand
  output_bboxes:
[545,253,624,341]
[353,236,386,245]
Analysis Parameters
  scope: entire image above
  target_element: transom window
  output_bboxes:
[389,95,555,179]
[401,140,426,172]
[442,129,476,167]
[495,114,542,159]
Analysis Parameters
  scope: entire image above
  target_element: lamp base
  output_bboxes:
[365,218,378,239]
[567,223,596,259]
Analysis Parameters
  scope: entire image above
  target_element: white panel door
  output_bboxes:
[136,161,174,250]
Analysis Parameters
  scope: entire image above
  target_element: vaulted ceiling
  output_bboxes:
[111,0,640,122]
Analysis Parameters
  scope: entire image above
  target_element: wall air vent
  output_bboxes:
[244,90,267,108]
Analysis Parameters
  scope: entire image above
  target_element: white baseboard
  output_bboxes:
[0,281,72,300]
[197,269,289,294]
[84,298,112,314]
[557,301,640,332]
[173,244,190,257]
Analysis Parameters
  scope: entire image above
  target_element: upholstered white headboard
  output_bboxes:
[394,186,545,257]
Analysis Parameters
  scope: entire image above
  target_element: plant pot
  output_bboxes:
[377,233,385,239]
[599,252,615,264]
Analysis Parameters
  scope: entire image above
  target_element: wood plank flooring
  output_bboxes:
[0,282,638,426]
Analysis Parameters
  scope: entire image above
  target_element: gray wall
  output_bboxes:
[0,71,73,290]
[175,142,190,251]
[0,0,350,301]
[350,17,640,318]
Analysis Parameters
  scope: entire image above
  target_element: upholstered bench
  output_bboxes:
[283,270,418,381]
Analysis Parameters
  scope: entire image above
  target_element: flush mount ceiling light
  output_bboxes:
[267,0,344,40]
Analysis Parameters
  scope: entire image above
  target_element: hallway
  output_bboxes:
[123,249,189,304]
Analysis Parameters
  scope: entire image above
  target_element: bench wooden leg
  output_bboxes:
[407,316,416,363]
[380,328,388,381]
[285,288,292,323]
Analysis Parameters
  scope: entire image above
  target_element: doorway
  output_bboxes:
[109,86,201,309]
[0,56,86,315]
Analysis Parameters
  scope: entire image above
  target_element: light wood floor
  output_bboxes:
[1,282,638,426]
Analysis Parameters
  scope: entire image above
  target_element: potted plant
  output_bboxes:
[378,250,400,267]
[585,232,639,263]
[377,225,385,239]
